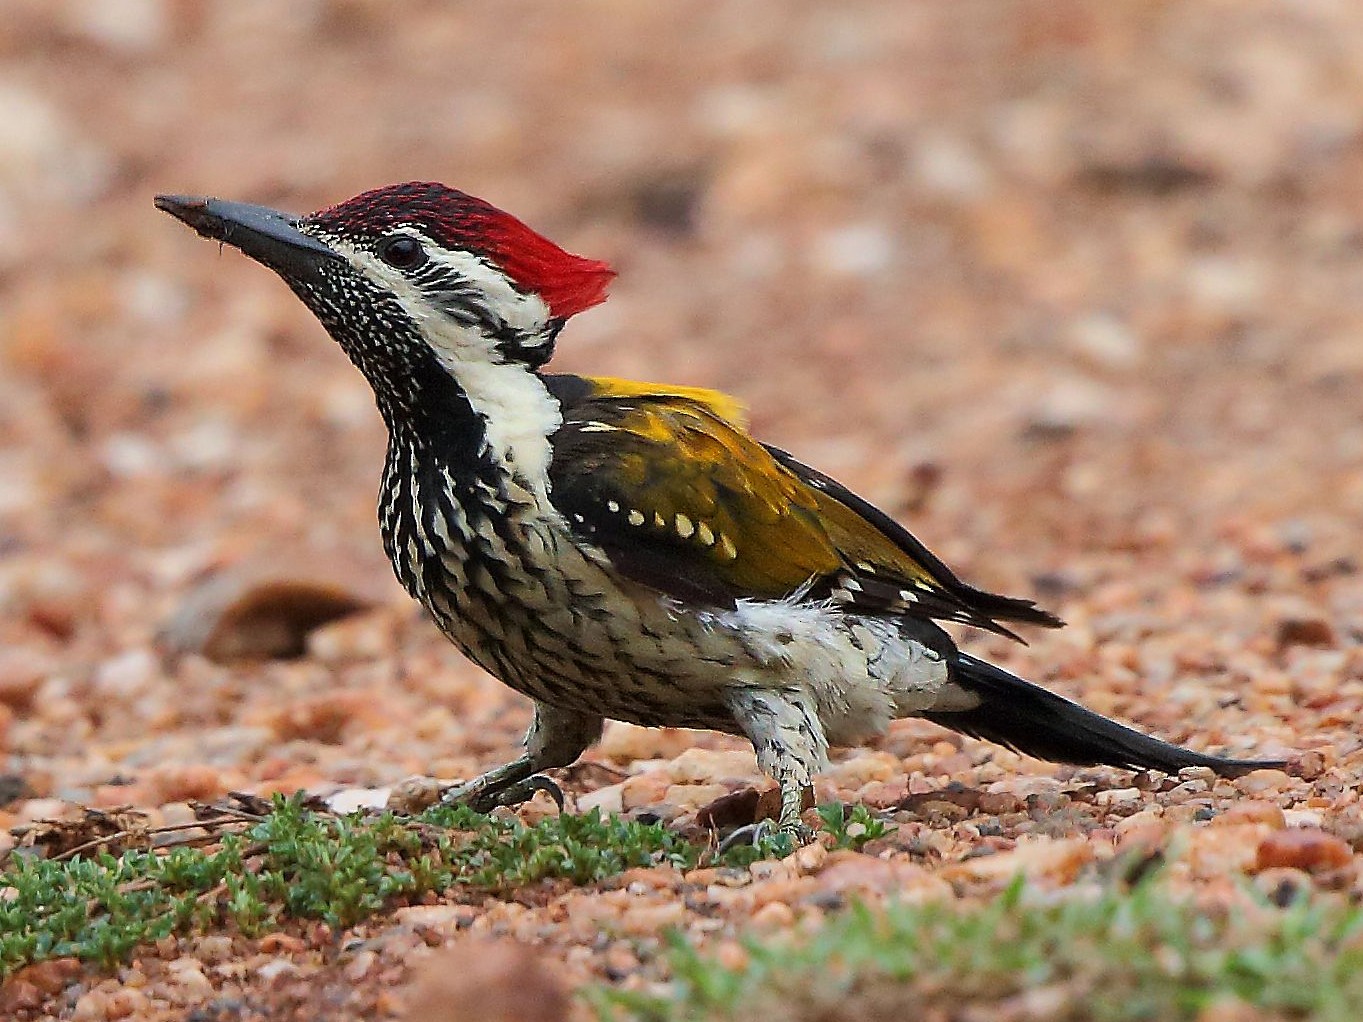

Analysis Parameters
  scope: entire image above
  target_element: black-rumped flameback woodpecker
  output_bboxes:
[157,183,1283,840]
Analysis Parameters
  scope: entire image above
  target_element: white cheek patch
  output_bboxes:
[421,244,553,339]
[325,234,562,492]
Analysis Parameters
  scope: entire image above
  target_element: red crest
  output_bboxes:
[309,182,614,319]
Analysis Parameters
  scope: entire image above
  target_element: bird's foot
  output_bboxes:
[441,773,565,814]
[716,817,815,857]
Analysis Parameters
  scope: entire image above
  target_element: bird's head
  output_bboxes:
[156,183,614,431]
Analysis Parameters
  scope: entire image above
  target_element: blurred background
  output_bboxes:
[1,1,1360,809]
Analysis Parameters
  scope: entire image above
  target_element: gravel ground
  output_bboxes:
[3,2,1363,1018]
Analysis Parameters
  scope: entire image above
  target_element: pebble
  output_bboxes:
[810,223,896,278]
[666,748,761,785]
[1255,829,1353,873]
[387,776,444,815]
[165,957,212,996]
[255,959,298,983]
[1067,314,1143,370]
[1116,819,1172,855]
[1282,809,1326,829]
[2,958,83,1008]
[810,852,941,900]
[344,949,378,982]
[0,84,112,201]
[713,940,749,973]
[160,574,371,664]
[977,791,1024,815]
[1095,786,1141,808]
[601,941,640,979]
[750,900,797,929]
[1212,800,1286,829]
[265,691,381,744]
[401,938,570,1022]
[1185,255,1265,316]
[1276,614,1337,650]
[596,722,698,762]
[1184,824,1265,877]
[307,612,397,663]
[828,752,899,787]
[14,797,75,825]
[576,781,624,815]
[1290,752,1327,781]
[794,840,829,875]
[1232,770,1293,797]
[63,0,170,53]
[256,933,307,955]
[943,837,1094,885]
[617,901,688,936]
[619,771,671,811]
[146,764,230,805]
[71,987,150,1021]
[912,132,993,199]
[193,935,236,965]
[109,987,150,1017]
[326,786,392,813]
[1024,375,1124,436]
[662,782,727,809]
[1165,780,1211,804]
[0,648,51,709]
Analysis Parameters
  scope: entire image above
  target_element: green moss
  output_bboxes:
[0,795,703,977]
[594,874,1363,1021]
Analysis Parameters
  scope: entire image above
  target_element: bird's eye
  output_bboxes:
[378,236,426,270]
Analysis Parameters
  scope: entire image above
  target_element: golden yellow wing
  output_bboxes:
[547,379,838,605]
[544,374,1062,637]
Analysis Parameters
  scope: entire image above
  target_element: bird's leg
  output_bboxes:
[442,702,603,813]
[723,686,829,846]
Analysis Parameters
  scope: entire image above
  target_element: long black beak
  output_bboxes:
[154,195,342,278]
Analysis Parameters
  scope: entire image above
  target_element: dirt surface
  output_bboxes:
[3,2,1363,1019]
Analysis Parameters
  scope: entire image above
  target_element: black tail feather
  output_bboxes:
[954,584,1065,636]
[924,653,1284,778]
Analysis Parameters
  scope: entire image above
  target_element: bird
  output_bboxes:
[156,182,1283,841]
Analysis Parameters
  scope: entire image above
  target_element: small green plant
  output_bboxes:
[814,802,892,851]
[593,873,1363,1021]
[425,803,702,889]
[0,796,707,978]
[0,793,933,984]
[713,828,797,869]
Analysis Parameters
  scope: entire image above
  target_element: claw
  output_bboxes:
[438,779,480,808]
[717,819,773,855]
[716,817,815,856]
[442,774,565,814]
[480,774,566,813]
